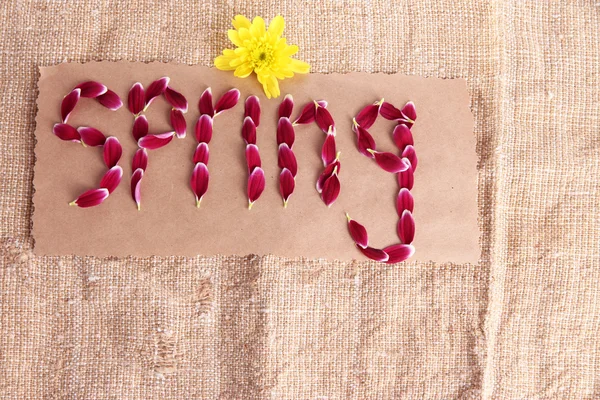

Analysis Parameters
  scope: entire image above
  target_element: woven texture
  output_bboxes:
[0,1,598,398]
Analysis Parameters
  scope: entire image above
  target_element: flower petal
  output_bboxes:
[75,81,107,98]
[368,150,410,173]
[321,168,340,207]
[198,87,214,116]
[69,188,109,208]
[268,15,285,37]
[194,142,210,165]
[346,214,368,249]
[288,59,310,74]
[316,160,340,193]
[61,88,80,123]
[245,144,261,172]
[244,95,261,126]
[100,165,123,194]
[278,143,297,176]
[397,210,415,244]
[170,109,187,139]
[278,94,294,119]
[401,101,417,122]
[355,125,376,158]
[138,132,175,150]
[52,123,80,142]
[131,168,144,210]
[97,89,123,110]
[315,104,334,133]
[128,82,145,115]
[164,86,188,112]
[232,15,251,30]
[321,131,336,167]
[132,148,148,171]
[77,126,106,147]
[379,101,403,120]
[383,243,415,263]
[357,245,389,262]
[191,162,209,207]
[279,168,295,207]
[144,77,170,108]
[103,136,122,168]
[195,114,213,143]
[241,116,257,145]
[402,145,418,171]
[132,114,149,141]
[396,187,414,214]
[293,102,316,125]
[247,167,266,209]
[276,117,295,147]
[397,166,414,190]
[355,103,379,129]
[392,124,414,150]
[214,88,240,115]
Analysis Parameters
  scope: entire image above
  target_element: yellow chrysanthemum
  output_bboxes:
[214,15,310,99]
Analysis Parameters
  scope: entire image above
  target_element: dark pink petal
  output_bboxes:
[316,100,328,108]
[214,88,240,115]
[401,101,417,122]
[144,76,170,108]
[77,126,106,147]
[321,168,340,207]
[245,144,261,172]
[132,114,149,141]
[346,214,368,249]
[244,95,260,126]
[278,143,297,176]
[293,102,316,125]
[128,82,145,115]
[355,103,379,129]
[97,89,123,110]
[195,114,213,143]
[397,210,415,244]
[132,148,148,171]
[69,188,109,208]
[315,105,334,133]
[198,87,214,116]
[138,132,175,150]
[52,123,80,142]
[247,167,265,209]
[279,168,295,207]
[402,145,418,171]
[194,142,210,165]
[316,159,341,193]
[396,188,414,214]
[278,94,294,119]
[131,168,144,210]
[397,166,414,190]
[99,165,123,194]
[191,162,209,207]
[164,86,188,112]
[357,245,389,262]
[383,243,415,263]
[170,109,187,139]
[75,81,107,98]
[241,116,257,145]
[61,88,80,123]
[276,117,295,147]
[355,125,376,158]
[392,124,414,150]
[379,101,403,120]
[103,136,122,168]
[368,150,410,173]
[321,131,336,167]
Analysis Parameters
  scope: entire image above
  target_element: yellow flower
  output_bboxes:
[214,15,311,99]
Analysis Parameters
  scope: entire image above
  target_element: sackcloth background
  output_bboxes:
[1,1,599,398]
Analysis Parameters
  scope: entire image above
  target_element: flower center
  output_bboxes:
[250,40,274,70]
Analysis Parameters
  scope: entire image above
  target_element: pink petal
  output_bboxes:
[164,86,188,112]
[69,188,109,208]
[170,109,187,138]
[316,160,341,193]
[195,114,213,143]
[214,88,240,115]
[293,102,316,125]
[383,243,415,263]
[132,148,148,171]
[278,143,297,176]
[144,76,170,108]
[103,136,122,168]
[278,94,294,119]
[52,123,80,142]
[346,214,368,249]
[397,166,414,190]
[396,188,414,214]
[279,168,295,207]
[132,114,149,141]
[61,88,80,123]
[355,125,376,158]
[379,101,403,120]
[191,162,209,207]
[401,101,417,122]
[357,245,389,262]
[247,167,265,209]
[355,103,379,129]
[315,104,334,133]
[402,145,418,171]
[75,81,107,98]
[392,124,414,150]
[245,144,261,172]
[369,150,410,173]
[321,131,336,167]
[397,210,415,244]
[100,165,123,194]
[194,142,210,165]
[276,117,295,147]
[316,100,328,108]
[128,83,145,115]
[321,168,340,207]
[244,95,261,126]
[131,168,144,210]
[77,126,106,147]
[96,89,123,110]
[241,116,257,145]
[138,132,175,150]
[198,87,214,116]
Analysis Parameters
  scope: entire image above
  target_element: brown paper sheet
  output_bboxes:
[33,62,478,262]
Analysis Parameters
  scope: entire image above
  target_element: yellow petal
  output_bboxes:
[227,30,243,47]
[250,16,266,37]
[214,54,237,71]
[280,44,298,57]
[234,63,254,78]
[289,59,310,74]
[232,15,251,30]
[238,27,251,41]
[266,74,281,98]
[268,15,285,38]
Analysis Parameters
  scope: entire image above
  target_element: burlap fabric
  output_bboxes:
[1,1,598,398]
